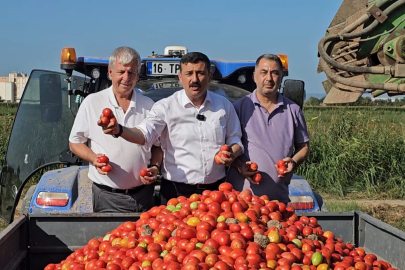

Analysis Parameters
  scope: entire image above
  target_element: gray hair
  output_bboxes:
[255,54,283,72]
[109,46,141,72]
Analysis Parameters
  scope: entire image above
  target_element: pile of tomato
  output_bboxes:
[44,183,397,270]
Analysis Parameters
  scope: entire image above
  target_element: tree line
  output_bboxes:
[305,96,405,107]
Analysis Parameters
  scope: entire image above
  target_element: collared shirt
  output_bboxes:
[136,89,243,184]
[227,90,309,203]
[69,86,155,189]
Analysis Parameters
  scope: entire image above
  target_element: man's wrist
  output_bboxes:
[291,159,297,170]
[148,164,160,169]
[112,124,123,138]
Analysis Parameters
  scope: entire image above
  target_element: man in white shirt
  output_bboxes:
[69,46,162,212]
[103,52,243,205]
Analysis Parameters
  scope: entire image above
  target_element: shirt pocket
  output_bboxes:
[211,119,226,144]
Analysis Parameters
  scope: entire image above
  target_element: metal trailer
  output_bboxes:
[0,211,404,270]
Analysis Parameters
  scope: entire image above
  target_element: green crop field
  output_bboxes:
[298,106,405,199]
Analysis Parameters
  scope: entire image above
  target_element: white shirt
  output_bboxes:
[137,89,243,184]
[69,86,155,189]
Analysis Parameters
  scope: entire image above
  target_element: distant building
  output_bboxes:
[0,72,29,102]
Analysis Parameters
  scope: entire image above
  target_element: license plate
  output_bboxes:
[146,61,181,76]
[151,82,182,90]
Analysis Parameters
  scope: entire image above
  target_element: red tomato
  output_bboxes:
[109,117,117,125]
[97,155,109,164]
[100,116,109,126]
[214,155,222,165]
[103,108,113,117]
[106,263,121,270]
[220,145,229,151]
[218,182,233,192]
[249,163,258,172]
[277,159,286,167]
[253,173,262,182]
[101,165,112,173]
[277,166,287,175]
[216,232,231,246]
[140,169,152,177]
[44,264,56,270]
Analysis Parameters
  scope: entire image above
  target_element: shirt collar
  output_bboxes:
[108,86,137,110]
[180,89,212,108]
[252,89,284,110]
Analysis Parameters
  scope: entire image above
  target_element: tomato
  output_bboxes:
[249,163,258,172]
[246,254,261,268]
[103,108,113,118]
[106,263,121,270]
[87,239,100,251]
[109,117,117,125]
[253,173,262,183]
[214,155,222,164]
[140,168,152,177]
[302,226,313,237]
[205,254,219,267]
[97,155,109,164]
[215,232,230,246]
[277,159,286,167]
[45,264,56,270]
[311,252,323,266]
[122,221,136,232]
[180,228,196,240]
[214,261,229,270]
[218,182,233,192]
[204,238,220,250]
[100,116,110,126]
[210,191,226,204]
[220,145,229,151]
[277,166,287,175]
[231,202,244,214]
[101,165,112,173]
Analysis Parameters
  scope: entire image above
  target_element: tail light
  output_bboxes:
[288,196,314,210]
[36,192,69,207]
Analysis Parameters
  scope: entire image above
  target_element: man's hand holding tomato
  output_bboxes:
[93,153,111,175]
[234,160,259,185]
[275,158,296,178]
[215,145,238,166]
[139,167,159,185]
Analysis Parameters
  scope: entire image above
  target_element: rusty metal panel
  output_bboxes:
[323,86,363,104]
[369,4,388,24]
[329,0,368,28]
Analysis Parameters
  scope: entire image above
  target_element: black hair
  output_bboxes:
[255,54,283,72]
[180,52,211,72]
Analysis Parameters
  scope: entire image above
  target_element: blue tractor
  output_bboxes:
[0,46,325,224]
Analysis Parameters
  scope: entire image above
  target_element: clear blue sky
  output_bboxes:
[0,0,343,95]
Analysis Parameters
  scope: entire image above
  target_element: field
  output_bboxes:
[1,104,405,232]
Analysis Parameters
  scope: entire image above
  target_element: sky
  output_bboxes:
[0,0,344,96]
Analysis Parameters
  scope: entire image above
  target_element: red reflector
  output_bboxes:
[287,202,315,210]
[36,198,68,206]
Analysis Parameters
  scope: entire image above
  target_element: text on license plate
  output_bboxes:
[147,61,180,75]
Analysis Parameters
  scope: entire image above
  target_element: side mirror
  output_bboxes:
[282,79,306,110]
[39,74,62,123]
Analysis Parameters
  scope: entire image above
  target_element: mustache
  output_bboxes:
[189,82,201,88]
